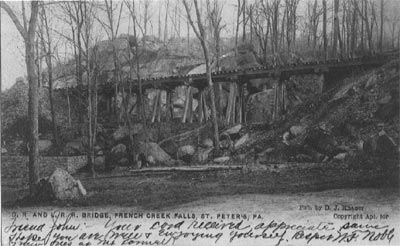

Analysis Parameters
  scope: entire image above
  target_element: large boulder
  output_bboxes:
[234,133,249,149]
[177,145,196,163]
[159,139,179,157]
[282,132,290,145]
[118,158,130,166]
[246,89,274,122]
[1,147,8,154]
[63,140,84,155]
[63,136,88,155]
[374,99,399,121]
[138,142,172,165]
[111,143,127,155]
[113,124,144,141]
[364,73,378,89]
[221,124,242,136]
[357,139,375,155]
[333,153,348,161]
[48,168,86,200]
[194,147,214,163]
[38,140,52,154]
[201,138,214,148]
[94,156,105,170]
[110,143,128,165]
[177,145,196,157]
[290,125,306,137]
[214,156,230,163]
[304,128,337,157]
[296,154,313,162]
[375,131,398,158]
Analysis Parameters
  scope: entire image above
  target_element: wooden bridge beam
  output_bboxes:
[166,90,173,121]
[225,82,236,125]
[182,86,193,123]
[198,90,205,123]
[151,89,161,123]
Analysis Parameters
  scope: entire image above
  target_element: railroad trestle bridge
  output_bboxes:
[58,51,399,125]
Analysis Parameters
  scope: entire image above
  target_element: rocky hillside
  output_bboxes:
[234,59,399,167]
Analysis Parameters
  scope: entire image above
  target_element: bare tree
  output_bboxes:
[164,0,170,42]
[323,0,328,59]
[306,0,323,57]
[96,0,124,121]
[285,0,299,55]
[183,0,220,155]
[350,0,358,57]
[386,3,400,49]
[207,0,225,117]
[253,1,270,63]
[143,0,151,38]
[81,1,97,177]
[271,0,280,55]
[355,0,376,53]
[379,0,384,52]
[332,0,340,58]
[235,0,242,55]
[1,1,40,194]
[38,4,60,152]
[59,1,87,124]
[125,0,150,165]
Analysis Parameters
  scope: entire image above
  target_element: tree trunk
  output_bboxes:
[166,91,173,121]
[46,55,59,151]
[26,38,39,194]
[26,2,40,194]
[322,0,328,60]
[361,0,364,51]
[235,0,241,55]
[206,62,220,154]
[182,86,191,123]
[351,1,357,57]
[333,0,340,58]
[183,0,220,154]
[40,6,60,151]
[1,1,40,193]
[242,0,246,41]
[164,0,169,43]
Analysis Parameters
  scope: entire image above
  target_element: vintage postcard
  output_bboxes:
[1,0,399,245]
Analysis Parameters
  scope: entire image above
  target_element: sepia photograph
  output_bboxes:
[1,0,399,245]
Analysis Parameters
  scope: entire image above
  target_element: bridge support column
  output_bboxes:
[272,81,279,121]
[151,89,161,123]
[236,83,246,123]
[281,82,287,114]
[202,90,210,122]
[188,88,193,123]
[226,82,237,125]
[157,90,162,122]
[166,90,173,121]
[242,83,248,123]
[272,79,288,121]
[182,86,193,123]
[198,90,205,123]
[317,73,325,93]
[138,90,148,122]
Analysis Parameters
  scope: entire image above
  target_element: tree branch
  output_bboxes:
[0,1,26,38]
[182,0,202,40]
[27,1,39,41]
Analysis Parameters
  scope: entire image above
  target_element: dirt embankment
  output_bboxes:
[233,59,399,168]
